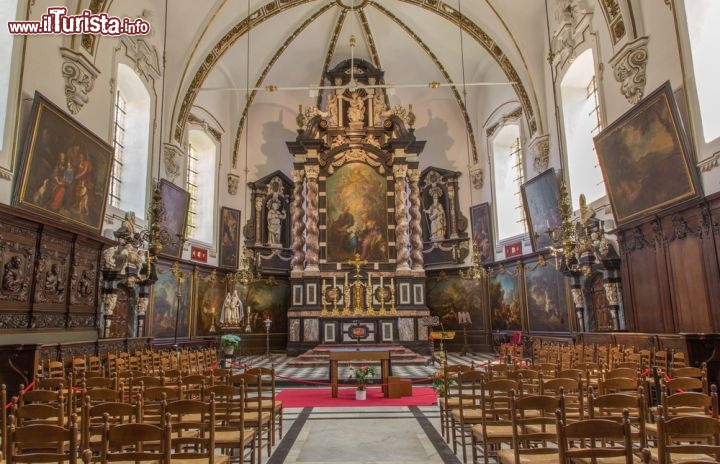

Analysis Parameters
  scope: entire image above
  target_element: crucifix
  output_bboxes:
[346,253,368,314]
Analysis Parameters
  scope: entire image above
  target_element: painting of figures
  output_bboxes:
[158,179,190,258]
[194,270,225,336]
[426,274,484,331]
[489,268,522,331]
[219,207,240,269]
[594,81,701,225]
[470,203,494,264]
[326,163,388,262]
[150,262,192,340]
[240,277,291,334]
[523,257,570,332]
[522,168,561,252]
[13,92,113,233]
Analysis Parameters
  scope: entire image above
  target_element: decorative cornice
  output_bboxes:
[0,168,11,181]
[120,36,161,82]
[610,36,649,105]
[486,107,523,138]
[598,0,626,45]
[60,47,100,115]
[188,114,222,141]
[162,143,183,182]
[697,150,720,173]
[528,134,551,174]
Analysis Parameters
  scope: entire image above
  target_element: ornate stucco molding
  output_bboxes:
[60,47,100,115]
[698,150,720,173]
[120,36,161,82]
[610,36,649,105]
[162,143,183,182]
[528,134,551,173]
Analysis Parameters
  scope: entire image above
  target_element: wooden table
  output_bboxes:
[329,349,391,398]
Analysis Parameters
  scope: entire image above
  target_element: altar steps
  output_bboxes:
[287,345,429,367]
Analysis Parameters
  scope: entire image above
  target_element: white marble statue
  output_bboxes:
[222,289,244,326]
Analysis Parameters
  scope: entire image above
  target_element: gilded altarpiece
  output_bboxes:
[283,59,432,355]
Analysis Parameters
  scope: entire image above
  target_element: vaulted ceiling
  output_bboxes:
[161,0,550,176]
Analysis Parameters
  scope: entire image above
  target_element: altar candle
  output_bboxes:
[333,275,337,289]
[368,273,371,288]
[345,272,348,288]
[380,275,384,289]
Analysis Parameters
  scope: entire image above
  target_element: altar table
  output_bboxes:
[329,349,392,398]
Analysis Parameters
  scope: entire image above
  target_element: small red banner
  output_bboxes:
[190,246,207,263]
[504,242,522,258]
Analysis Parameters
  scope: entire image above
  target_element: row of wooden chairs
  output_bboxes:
[440,362,716,463]
[38,346,219,381]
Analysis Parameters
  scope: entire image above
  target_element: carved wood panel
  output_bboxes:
[585,273,612,331]
[33,229,73,309]
[0,220,38,309]
[662,210,713,332]
[69,238,99,310]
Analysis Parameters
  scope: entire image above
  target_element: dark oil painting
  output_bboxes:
[489,269,522,331]
[326,163,388,262]
[523,257,570,332]
[14,92,112,233]
[594,81,701,225]
[150,261,192,339]
[426,274,484,331]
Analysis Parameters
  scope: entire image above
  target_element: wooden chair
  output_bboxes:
[472,377,517,464]
[206,384,257,464]
[540,376,584,421]
[439,364,473,441]
[654,414,720,464]
[494,391,562,464]
[555,409,643,464]
[605,367,638,381]
[6,414,80,464]
[589,387,648,451]
[82,399,141,453]
[229,374,272,462]
[449,370,484,463]
[245,366,283,446]
[163,399,229,463]
[100,419,171,463]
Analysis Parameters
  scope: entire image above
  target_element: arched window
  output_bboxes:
[0,0,20,154]
[491,123,526,241]
[682,1,720,144]
[109,63,150,218]
[561,48,605,209]
[186,128,218,244]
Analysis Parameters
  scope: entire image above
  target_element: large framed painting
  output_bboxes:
[325,163,388,262]
[523,256,570,332]
[522,168,561,252]
[149,261,192,340]
[219,207,241,269]
[488,265,522,331]
[194,269,226,336]
[240,277,291,333]
[426,274,485,331]
[594,81,701,226]
[13,92,113,233]
[470,203,494,264]
[158,179,190,258]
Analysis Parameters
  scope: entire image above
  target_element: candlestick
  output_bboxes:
[321,279,328,315]
[380,274,383,289]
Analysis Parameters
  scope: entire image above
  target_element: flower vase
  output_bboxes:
[355,389,366,400]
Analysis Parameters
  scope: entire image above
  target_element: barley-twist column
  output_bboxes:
[408,168,424,270]
[291,169,306,271]
[254,194,265,246]
[447,178,458,239]
[394,165,410,271]
[305,165,320,271]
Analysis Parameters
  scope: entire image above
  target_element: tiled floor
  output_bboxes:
[244,352,501,463]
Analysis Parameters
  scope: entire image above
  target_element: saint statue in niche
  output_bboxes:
[425,196,446,241]
[345,91,365,123]
[266,199,286,247]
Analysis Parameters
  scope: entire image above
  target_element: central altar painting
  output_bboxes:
[326,163,388,262]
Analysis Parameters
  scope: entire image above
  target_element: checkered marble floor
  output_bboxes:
[234,351,498,387]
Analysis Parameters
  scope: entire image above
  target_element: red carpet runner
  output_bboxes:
[276,386,438,408]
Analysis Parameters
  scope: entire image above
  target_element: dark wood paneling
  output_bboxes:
[618,195,720,334]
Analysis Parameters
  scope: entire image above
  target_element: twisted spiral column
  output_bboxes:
[304,165,320,271]
[290,169,306,271]
[394,165,410,270]
[408,169,424,270]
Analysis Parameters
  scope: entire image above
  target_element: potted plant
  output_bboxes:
[348,365,376,400]
[220,334,241,356]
